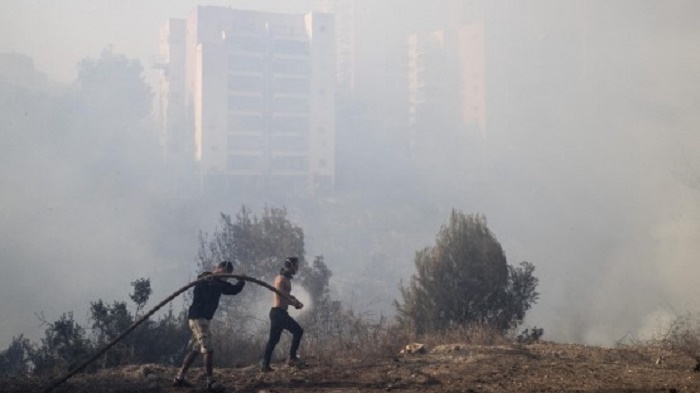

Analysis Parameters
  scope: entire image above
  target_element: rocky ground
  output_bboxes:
[5,341,700,393]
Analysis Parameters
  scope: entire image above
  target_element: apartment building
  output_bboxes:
[407,23,485,150]
[158,6,335,195]
[156,19,188,168]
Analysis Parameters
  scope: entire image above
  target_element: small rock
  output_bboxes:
[400,343,426,354]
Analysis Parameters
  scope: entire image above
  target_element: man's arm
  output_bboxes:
[220,279,245,295]
[282,277,303,309]
[289,294,303,309]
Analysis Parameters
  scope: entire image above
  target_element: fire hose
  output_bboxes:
[40,274,299,393]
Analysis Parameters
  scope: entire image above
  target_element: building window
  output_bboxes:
[227,154,260,170]
[272,97,309,113]
[228,95,264,111]
[272,39,309,55]
[271,156,307,171]
[226,36,264,53]
[227,134,263,150]
[271,135,307,151]
[271,116,309,133]
[229,114,264,131]
[271,59,309,75]
[228,75,263,91]
[228,56,263,72]
[272,77,309,94]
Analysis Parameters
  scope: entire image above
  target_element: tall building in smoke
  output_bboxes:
[406,0,591,175]
[157,6,336,196]
[156,19,190,172]
[407,2,486,150]
[406,3,486,187]
[314,0,355,95]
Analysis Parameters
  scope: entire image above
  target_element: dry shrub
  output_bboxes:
[298,306,410,366]
[195,309,517,369]
[655,313,700,362]
[298,317,514,366]
[210,323,267,367]
[417,324,511,348]
[208,304,412,368]
[614,312,700,370]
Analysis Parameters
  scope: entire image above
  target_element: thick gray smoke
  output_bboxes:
[1,0,700,349]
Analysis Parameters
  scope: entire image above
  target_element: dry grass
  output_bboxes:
[418,324,511,347]
[651,312,700,365]
[299,311,410,366]
[303,321,513,367]
[614,312,700,370]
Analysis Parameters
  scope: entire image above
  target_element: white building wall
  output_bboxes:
[197,40,228,174]
[170,6,336,194]
[306,12,336,191]
[457,23,486,134]
[157,18,187,164]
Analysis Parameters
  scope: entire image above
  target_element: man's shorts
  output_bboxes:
[187,318,212,353]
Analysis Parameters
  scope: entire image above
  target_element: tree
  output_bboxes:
[0,335,31,377]
[500,261,540,329]
[89,300,133,367]
[298,255,344,344]
[129,278,152,316]
[198,205,305,280]
[134,306,190,365]
[124,276,189,366]
[300,255,332,300]
[395,210,539,335]
[29,312,94,376]
[197,205,306,333]
[76,48,152,123]
[69,47,160,196]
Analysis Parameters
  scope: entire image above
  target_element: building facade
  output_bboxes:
[156,19,188,169]
[406,13,487,192]
[158,7,336,196]
[407,23,485,150]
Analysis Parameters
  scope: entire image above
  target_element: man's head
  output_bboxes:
[215,260,234,274]
[282,257,299,276]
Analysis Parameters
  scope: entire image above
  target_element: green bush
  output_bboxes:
[395,210,539,335]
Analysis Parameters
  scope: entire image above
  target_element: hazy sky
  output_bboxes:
[2,0,700,351]
[0,0,312,84]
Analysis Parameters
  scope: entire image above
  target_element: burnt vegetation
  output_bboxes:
[0,206,543,384]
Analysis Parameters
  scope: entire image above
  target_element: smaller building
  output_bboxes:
[407,23,485,150]
[0,52,48,90]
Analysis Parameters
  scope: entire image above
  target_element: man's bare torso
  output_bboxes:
[273,274,292,310]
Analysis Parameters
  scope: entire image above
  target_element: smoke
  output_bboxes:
[2,0,700,350]
[479,0,700,345]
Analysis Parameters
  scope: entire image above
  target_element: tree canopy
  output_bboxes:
[395,210,539,334]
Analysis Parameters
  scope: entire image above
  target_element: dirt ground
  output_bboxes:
[5,341,700,393]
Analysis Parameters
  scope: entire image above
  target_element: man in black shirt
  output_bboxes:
[174,261,245,390]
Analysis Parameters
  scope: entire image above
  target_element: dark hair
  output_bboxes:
[284,257,299,268]
[217,260,234,273]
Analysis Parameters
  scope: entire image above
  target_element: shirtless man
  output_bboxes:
[260,257,304,372]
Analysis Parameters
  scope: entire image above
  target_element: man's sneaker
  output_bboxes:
[260,362,274,373]
[206,379,224,391]
[172,376,193,388]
